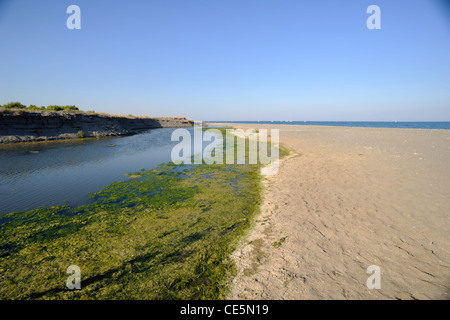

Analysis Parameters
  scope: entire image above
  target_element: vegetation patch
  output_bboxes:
[1,102,81,112]
[272,237,286,249]
[0,129,288,300]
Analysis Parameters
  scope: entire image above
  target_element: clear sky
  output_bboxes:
[1,0,449,121]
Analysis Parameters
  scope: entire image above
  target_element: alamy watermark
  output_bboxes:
[66,5,380,31]
[62,3,382,295]
[66,5,81,30]
[66,265,81,290]
[64,263,381,291]
[367,5,381,30]
[170,122,280,175]
[366,265,381,289]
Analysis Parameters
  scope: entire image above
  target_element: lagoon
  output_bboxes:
[0,128,199,214]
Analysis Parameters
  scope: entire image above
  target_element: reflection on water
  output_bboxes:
[0,127,211,214]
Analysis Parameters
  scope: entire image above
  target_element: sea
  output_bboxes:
[207,121,450,130]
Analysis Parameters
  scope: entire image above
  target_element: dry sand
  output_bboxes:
[210,123,450,300]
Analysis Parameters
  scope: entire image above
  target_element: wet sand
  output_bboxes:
[210,123,450,300]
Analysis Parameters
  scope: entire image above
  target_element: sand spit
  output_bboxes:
[212,123,450,300]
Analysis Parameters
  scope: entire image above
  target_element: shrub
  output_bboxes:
[46,105,64,111]
[63,105,79,111]
[45,105,79,111]
[46,105,58,111]
[77,130,85,138]
[2,102,27,109]
[1,102,84,112]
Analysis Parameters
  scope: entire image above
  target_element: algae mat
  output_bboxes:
[0,130,269,299]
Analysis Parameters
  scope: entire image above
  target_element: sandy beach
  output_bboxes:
[210,123,450,300]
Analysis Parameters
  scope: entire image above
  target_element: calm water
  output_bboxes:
[209,121,450,130]
[0,127,214,215]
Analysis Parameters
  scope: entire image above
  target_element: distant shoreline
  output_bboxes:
[0,109,194,144]
[207,121,450,130]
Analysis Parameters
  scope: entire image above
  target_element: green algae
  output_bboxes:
[272,237,286,249]
[0,128,285,300]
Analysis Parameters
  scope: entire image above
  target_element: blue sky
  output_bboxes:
[0,0,449,121]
